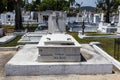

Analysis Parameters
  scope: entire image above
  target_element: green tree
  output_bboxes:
[26,0,41,11]
[68,0,75,7]
[35,0,41,4]
[75,2,81,13]
[38,0,69,11]
[7,0,15,12]
[67,0,76,15]
[0,0,7,13]
[96,0,120,23]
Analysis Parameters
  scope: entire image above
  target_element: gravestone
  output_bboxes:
[37,12,81,62]
[118,6,120,26]
[100,13,104,22]
[0,28,5,37]
[93,14,97,23]
[117,6,120,33]
[37,34,81,62]
[48,12,66,33]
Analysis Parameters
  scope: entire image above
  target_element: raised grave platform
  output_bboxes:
[5,44,112,76]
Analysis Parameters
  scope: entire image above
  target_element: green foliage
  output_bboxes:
[68,0,75,6]
[38,0,69,11]
[7,0,15,12]
[96,0,120,23]
[0,0,7,13]
[25,0,79,11]
[25,24,38,32]
[0,0,24,13]
[75,2,81,13]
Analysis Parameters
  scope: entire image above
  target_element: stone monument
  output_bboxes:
[38,12,81,62]
[5,11,113,76]
[37,34,81,62]
[93,14,97,23]
[117,6,120,33]
[48,12,66,33]
[98,13,104,30]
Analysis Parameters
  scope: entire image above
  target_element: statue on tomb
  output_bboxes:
[56,13,62,33]
[48,12,66,33]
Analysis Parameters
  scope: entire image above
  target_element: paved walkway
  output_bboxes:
[0,51,120,80]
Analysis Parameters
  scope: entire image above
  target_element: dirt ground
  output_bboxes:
[0,51,120,80]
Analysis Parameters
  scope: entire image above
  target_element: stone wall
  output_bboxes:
[38,47,81,62]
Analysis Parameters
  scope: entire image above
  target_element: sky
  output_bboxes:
[76,0,97,7]
[28,0,97,7]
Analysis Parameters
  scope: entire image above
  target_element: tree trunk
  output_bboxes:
[15,0,23,31]
[105,0,110,23]
[105,11,110,23]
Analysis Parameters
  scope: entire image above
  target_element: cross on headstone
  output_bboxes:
[81,20,85,35]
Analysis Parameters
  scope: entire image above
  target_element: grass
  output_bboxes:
[85,32,114,36]
[25,24,38,32]
[68,32,115,56]
[0,35,22,47]
[0,31,115,56]
[0,24,37,47]
[2,24,38,32]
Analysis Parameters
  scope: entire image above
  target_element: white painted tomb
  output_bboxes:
[69,12,98,33]
[18,30,48,44]
[98,13,117,33]
[5,43,113,76]
[5,12,113,76]
[37,33,81,62]
[117,6,120,33]
[0,35,16,44]
[0,12,15,26]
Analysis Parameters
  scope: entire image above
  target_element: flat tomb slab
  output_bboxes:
[5,44,113,76]
[0,35,16,44]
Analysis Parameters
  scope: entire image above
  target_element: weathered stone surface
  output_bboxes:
[5,44,113,76]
